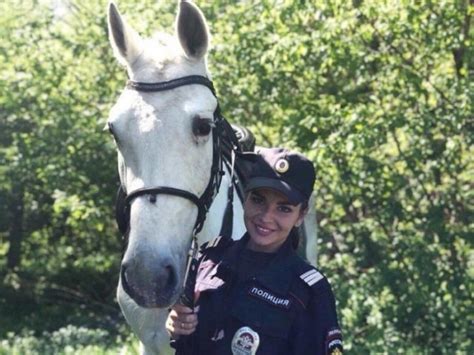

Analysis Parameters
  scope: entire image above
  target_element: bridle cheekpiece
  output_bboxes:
[118,75,226,308]
[122,75,224,236]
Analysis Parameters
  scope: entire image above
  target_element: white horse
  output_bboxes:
[106,1,317,354]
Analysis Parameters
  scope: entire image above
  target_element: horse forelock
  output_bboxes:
[110,25,215,193]
[129,32,209,82]
[111,84,215,192]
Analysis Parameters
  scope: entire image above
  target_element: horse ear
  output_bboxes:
[176,1,209,60]
[107,2,143,67]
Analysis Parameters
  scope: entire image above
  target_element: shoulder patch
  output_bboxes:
[300,269,324,286]
[201,236,222,251]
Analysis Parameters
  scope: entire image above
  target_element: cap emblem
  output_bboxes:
[275,158,289,173]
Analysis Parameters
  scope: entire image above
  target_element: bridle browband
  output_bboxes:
[126,75,217,94]
[123,75,224,236]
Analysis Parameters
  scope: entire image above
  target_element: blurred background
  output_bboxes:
[0,0,472,353]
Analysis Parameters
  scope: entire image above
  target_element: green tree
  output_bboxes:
[0,0,122,333]
[0,0,472,353]
[207,0,473,352]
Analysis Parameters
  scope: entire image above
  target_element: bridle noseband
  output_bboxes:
[122,75,224,236]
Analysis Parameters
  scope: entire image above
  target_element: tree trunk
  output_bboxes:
[7,183,24,269]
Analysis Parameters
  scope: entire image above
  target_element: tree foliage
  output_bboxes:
[0,0,472,353]
[0,0,124,334]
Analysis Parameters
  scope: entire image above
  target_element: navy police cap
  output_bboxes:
[242,147,315,205]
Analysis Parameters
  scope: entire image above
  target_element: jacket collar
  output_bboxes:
[220,232,299,295]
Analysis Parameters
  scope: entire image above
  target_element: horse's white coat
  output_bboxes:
[107,2,316,354]
[117,170,245,354]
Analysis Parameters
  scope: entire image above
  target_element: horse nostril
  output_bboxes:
[164,264,177,289]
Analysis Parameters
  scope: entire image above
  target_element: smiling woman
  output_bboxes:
[166,148,343,355]
[244,188,305,253]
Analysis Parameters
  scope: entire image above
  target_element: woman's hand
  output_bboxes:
[166,304,199,339]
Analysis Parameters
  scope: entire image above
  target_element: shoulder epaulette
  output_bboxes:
[299,267,324,287]
[201,235,232,252]
[207,236,223,248]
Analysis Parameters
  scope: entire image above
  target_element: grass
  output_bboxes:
[0,325,140,355]
[0,271,176,355]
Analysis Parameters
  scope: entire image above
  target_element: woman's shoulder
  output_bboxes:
[290,256,334,295]
[200,235,232,250]
[199,235,236,260]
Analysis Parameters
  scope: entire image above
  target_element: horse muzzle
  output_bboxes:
[120,256,181,308]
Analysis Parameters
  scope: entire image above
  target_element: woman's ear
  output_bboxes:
[295,207,308,228]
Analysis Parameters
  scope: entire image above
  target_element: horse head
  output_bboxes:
[107,1,216,308]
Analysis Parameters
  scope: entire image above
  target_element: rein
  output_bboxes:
[120,75,230,308]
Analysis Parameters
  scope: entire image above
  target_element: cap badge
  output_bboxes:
[275,158,289,173]
[231,326,260,355]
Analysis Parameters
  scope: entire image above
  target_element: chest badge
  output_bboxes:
[231,326,260,355]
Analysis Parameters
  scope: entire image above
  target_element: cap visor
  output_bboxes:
[245,177,304,205]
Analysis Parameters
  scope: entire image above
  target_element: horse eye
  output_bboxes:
[106,122,119,142]
[192,117,213,137]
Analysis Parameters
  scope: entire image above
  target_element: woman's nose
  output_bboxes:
[258,205,273,222]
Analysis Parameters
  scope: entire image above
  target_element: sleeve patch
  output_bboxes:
[326,328,343,355]
[300,269,323,286]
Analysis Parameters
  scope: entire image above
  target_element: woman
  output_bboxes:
[167,147,343,355]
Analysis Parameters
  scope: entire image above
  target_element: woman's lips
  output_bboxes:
[255,223,273,236]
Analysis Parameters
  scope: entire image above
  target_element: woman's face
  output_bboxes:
[243,188,306,253]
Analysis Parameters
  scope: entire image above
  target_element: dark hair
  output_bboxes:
[289,228,298,249]
[290,199,309,250]
[301,200,309,211]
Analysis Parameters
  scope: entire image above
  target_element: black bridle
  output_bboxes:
[123,75,224,236]
[120,75,227,308]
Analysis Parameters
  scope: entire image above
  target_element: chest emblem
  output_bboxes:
[231,326,260,355]
[248,286,292,309]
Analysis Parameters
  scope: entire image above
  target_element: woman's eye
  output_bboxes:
[192,117,213,137]
[278,206,293,213]
[250,195,264,205]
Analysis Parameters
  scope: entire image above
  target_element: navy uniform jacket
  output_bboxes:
[172,233,343,355]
